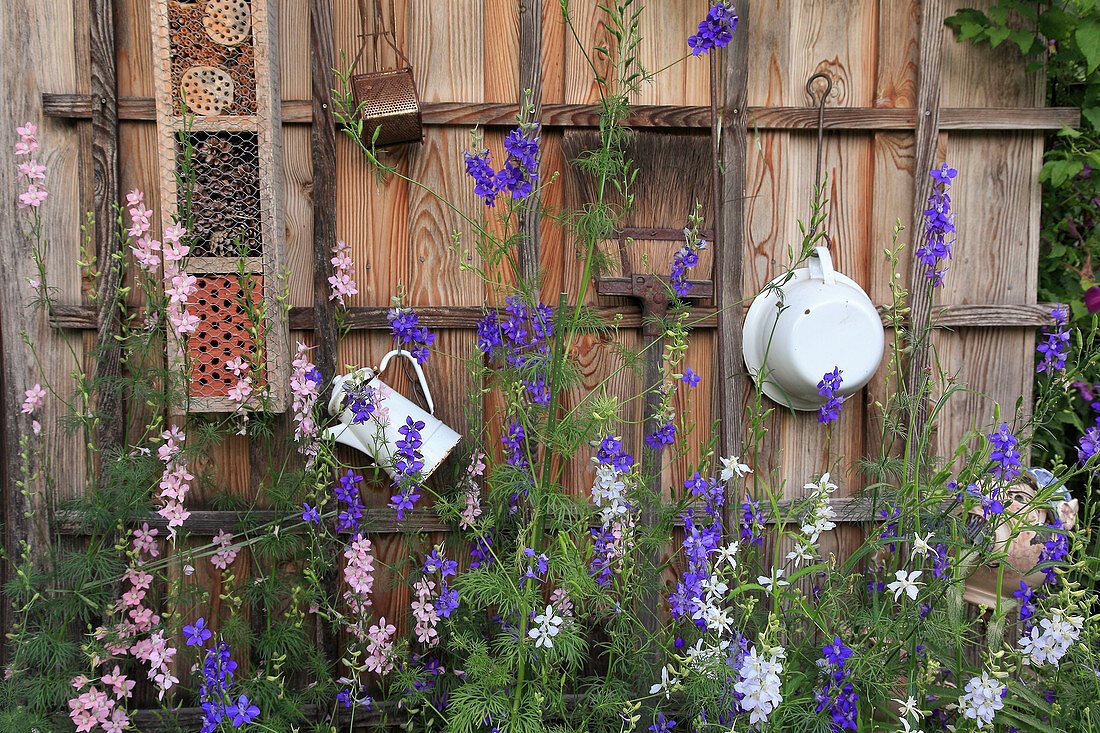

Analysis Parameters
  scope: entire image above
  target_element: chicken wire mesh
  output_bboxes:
[188,273,266,398]
[151,0,287,412]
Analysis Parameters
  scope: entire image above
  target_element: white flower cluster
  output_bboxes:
[529,605,564,649]
[591,461,629,524]
[1018,607,1084,667]
[957,671,1006,728]
[692,573,732,634]
[733,644,786,726]
[786,473,837,567]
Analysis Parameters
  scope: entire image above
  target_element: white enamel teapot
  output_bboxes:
[742,246,884,410]
[326,349,461,480]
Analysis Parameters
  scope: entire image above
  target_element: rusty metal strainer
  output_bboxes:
[350,0,422,148]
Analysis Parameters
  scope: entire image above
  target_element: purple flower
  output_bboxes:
[597,435,634,472]
[987,423,1023,479]
[436,584,460,617]
[932,542,950,579]
[645,422,676,450]
[670,238,705,296]
[649,712,676,733]
[740,496,763,545]
[464,150,499,206]
[463,127,540,206]
[228,695,260,726]
[1078,426,1100,467]
[681,367,701,387]
[469,531,495,570]
[822,637,853,666]
[817,367,844,424]
[391,484,422,520]
[335,469,365,534]
[343,382,376,424]
[184,617,213,647]
[915,164,957,286]
[387,307,435,365]
[966,482,1004,519]
[688,2,738,55]
[424,548,458,577]
[1037,303,1070,374]
[301,503,320,523]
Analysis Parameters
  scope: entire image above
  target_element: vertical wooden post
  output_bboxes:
[309,0,340,685]
[311,0,338,380]
[89,0,123,473]
[518,0,542,296]
[716,3,749,530]
[903,0,945,446]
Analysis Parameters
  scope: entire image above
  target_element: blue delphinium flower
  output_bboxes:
[965,482,1005,519]
[463,126,540,206]
[1078,426,1100,468]
[228,695,261,726]
[469,530,495,570]
[669,237,705,296]
[817,367,844,424]
[688,2,738,55]
[390,417,426,520]
[740,495,763,546]
[915,164,958,286]
[814,637,859,731]
[932,542,951,579]
[335,469,365,534]
[649,712,676,733]
[645,422,676,450]
[987,423,1023,479]
[879,506,901,551]
[199,640,245,733]
[478,296,555,404]
[183,617,213,647]
[301,503,320,523]
[387,307,435,365]
[343,381,376,424]
[1037,304,1070,374]
[681,367,701,387]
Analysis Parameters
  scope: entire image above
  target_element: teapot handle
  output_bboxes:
[379,349,436,415]
[808,246,837,285]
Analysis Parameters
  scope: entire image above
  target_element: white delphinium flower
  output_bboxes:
[803,472,838,494]
[786,542,814,567]
[701,573,729,601]
[886,570,923,601]
[893,695,924,720]
[910,532,934,560]
[591,461,629,524]
[714,542,739,570]
[720,455,753,482]
[529,605,564,649]
[957,671,1006,727]
[702,604,733,636]
[1018,607,1084,666]
[758,570,789,593]
[799,474,838,544]
[648,664,681,700]
[733,645,785,726]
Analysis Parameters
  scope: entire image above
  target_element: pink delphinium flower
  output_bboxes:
[290,342,322,462]
[15,122,39,156]
[19,160,46,180]
[210,529,240,570]
[328,239,358,306]
[101,666,136,699]
[459,451,486,529]
[21,383,45,414]
[18,185,48,209]
[133,522,160,560]
[412,577,440,645]
[364,617,397,674]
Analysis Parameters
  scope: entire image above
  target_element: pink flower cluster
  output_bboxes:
[156,426,192,538]
[364,617,397,674]
[21,382,44,436]
[68,678,131,733]
[290,342,322,464]
[412,577,440,645]
[342,535,376,636]
[224,356,254,432]
[127,189,161,273]
[459,452,486,529]
[328,239,358,306]
[210,529,240,571]
[15,122,49,210]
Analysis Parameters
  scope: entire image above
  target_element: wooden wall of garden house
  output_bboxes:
[0,0,1078,718]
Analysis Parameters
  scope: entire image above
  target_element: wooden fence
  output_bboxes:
[0,0,1076,722]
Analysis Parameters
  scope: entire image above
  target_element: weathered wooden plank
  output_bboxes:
[43,93,1081,131]
[903,0,946,450]
[89,0,123,473]
[516,0,542,289]
[717,5,749,531]
[54,494,885,537]
[311,0,338,382]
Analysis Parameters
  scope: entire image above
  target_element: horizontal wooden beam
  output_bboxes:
[43,93,1079,131]
[53,496,905,537]
[49,302,1058,332]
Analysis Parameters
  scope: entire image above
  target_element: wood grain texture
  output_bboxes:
[90,0,124,472]
[312,0,339,381]
[517,0,542,290]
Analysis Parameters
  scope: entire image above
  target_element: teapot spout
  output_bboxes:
[325,424,371,455]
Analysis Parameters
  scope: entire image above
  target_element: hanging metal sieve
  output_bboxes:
[350,0,422,148]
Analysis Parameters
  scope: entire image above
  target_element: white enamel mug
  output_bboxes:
[326,349,461,480]
[742,247,884,410]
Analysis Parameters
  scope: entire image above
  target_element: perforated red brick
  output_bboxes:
[188,273,266,398]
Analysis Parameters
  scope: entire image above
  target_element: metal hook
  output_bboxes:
[805,72,833,201]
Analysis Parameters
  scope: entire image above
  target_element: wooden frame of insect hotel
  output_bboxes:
[150,0,287,413]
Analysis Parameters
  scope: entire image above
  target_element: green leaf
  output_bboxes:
[1076,20,1100,73]
[988,24,1012,48]
[1038,7,1074,40]
[1010,29,1039,54]
[988,5,1009,26]
[945,9,991,42]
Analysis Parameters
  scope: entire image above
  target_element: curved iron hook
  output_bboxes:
[805,72,833,201]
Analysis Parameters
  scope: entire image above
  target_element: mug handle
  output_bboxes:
[808,246,837,285]
[379,349,436,415]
